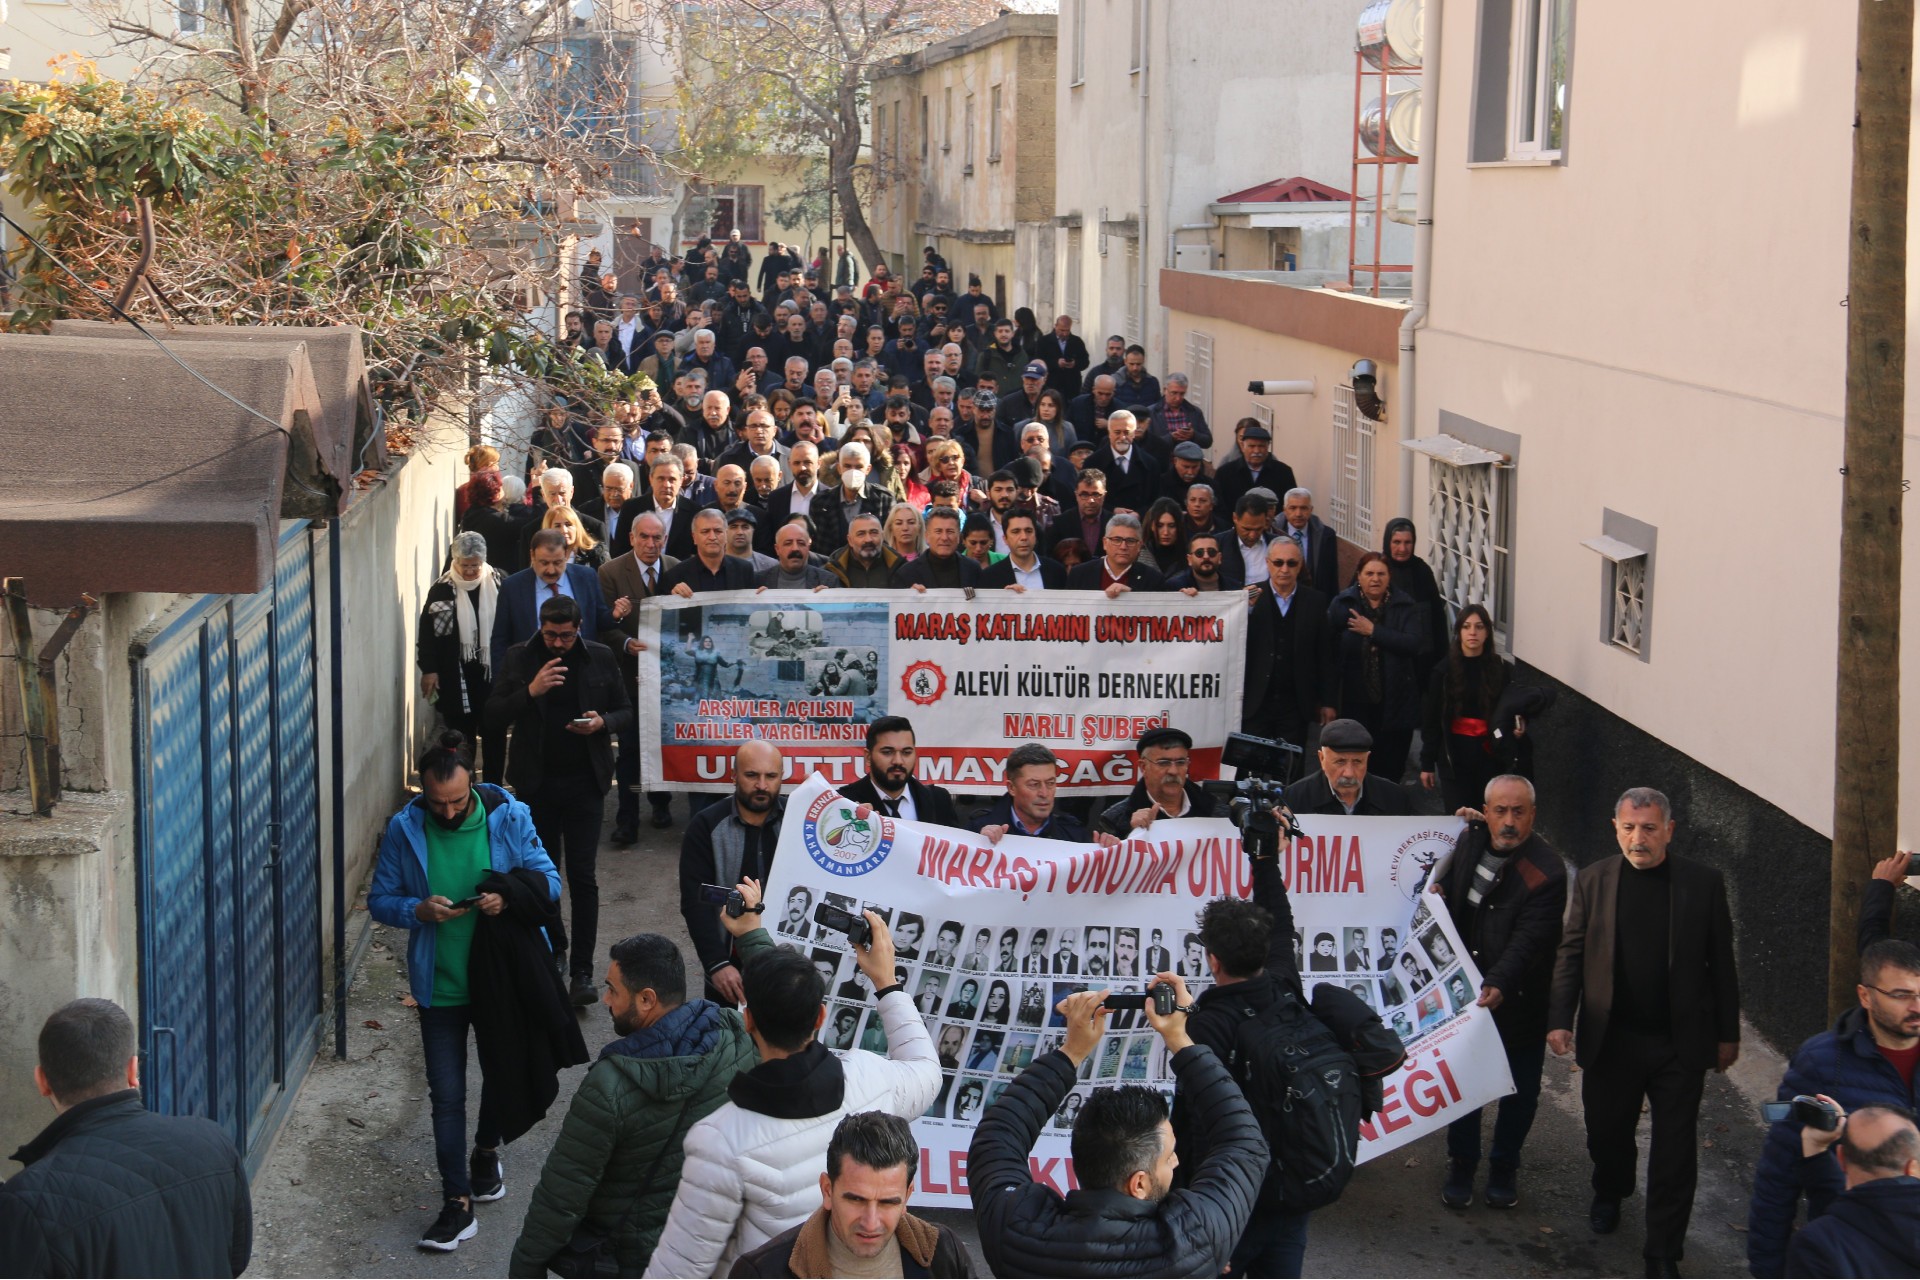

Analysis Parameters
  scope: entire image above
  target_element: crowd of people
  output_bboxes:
[4,245,1917,1280]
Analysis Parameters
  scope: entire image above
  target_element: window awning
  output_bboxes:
[1581,535,1650,562]
[1399,434,1509,467]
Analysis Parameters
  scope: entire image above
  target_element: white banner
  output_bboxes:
[759,775,1515,1209]
[636,589,1246,794]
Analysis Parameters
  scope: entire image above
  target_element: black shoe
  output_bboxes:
[469,1148,504,1202]
[650,805,674,829]
[1485,1162,1518,1209]
[1590,1196,1622,1234]
[1441,1158,1475,1209]
[417,1198,477,1251]
[610,824,638,847]
[1646,1260,1679,1278]
[569,974,597,1006]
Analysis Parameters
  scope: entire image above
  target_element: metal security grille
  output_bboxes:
[1428,459,1512,641]
[1610,557,1647,654]
[1123,237,1140,341]
[1330,384,1377,546]
[1183,330,1213,423]
[1065,227,1083,319]
[134,524,322,1174]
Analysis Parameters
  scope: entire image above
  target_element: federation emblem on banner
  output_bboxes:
[1388,828,1458,901]
[804,791,897,877]
[900,659,947,706]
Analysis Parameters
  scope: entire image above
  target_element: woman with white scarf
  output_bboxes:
[417,532,506,780]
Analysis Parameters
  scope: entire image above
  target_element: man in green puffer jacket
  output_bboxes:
[509,931,757,1277]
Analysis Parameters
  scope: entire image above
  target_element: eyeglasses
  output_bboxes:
[1270,559,1303,569]
[1143,756,1190,769]
[1864,983,1920,1003]
[1191,548,1220,558]
[1105,535,1141,545]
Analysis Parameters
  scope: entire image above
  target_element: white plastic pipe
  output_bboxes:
[1247,380,1316,396]
[1395,0,1441,518]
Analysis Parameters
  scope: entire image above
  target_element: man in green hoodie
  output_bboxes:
[508,932,757,1277]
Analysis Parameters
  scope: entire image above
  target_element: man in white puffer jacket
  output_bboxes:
[645,877,941,1278]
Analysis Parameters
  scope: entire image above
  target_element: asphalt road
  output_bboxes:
[248,797,1781,1278]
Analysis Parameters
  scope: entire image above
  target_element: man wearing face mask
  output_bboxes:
[369,731,565,1253]
[507,933,757,1277]
[486,596,635,1009]
[812,441,894,555]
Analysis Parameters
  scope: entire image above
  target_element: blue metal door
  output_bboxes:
[134,524,322,1171]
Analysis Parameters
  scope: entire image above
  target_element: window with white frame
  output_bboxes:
[1249,402,1275,435]
[989,85,1003,162]
[1183,330,1213,424]
[963,94,976,171]
[943,87,953,152]
[1509,0,1572,158]
[1425,456,1513,644]
[1123,237,1140,343]
[1330,384,1377,547]
[1065,226,1083,320]
[1129,0,1145,73]
[1583,512,1655,661]
[1072,0,1087,85]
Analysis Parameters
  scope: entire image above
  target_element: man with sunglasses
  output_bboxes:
[1241,538,1335,753]
[1167,531,1240,592]
[1097,728,1221,836]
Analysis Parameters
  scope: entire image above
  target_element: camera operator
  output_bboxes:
[966,983,1268,1278]
[1748,938,1920,1276]
[1096,728,1220,835]
[1780,1096,1920,1277]
[1280,719,1412,816]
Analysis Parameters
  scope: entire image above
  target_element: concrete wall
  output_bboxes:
[1054,0,1406,365]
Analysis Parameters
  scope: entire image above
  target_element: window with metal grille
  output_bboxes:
[989,86,1003,162]
[1330,384,1377,546]
[1072,0,1087,85]
[1250,402,1275,434]
[964,94,976,171]
[1065,227,1083,320]
[1183,331,1213,423]
[1427,459,1513,644]
[1123,237,1140,343]
[1609,558,1646,654]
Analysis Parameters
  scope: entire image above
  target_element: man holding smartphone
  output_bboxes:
[678,743,787,1006]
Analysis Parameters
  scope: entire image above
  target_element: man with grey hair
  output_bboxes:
[601,510,678,835]
[685,327,735,390]
[1147,372,1214,449]
[633,454,700,560]
[691,388,735,462]
[1084,409,1160,516]
[1276,486,1338,592]
[524,465,607,559]
[747,454,782,504]
[661,508,758,595]
[594,460,636,546]
[669,443,717,509]
[0,999,252,1275]
[1429,773,1567,1212]
[812,439,894,555]
[1550,787,1741,1272]
[1065,511,1168,595]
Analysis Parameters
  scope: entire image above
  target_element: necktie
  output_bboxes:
[644,566,656,593]
[548,583,561,600]
[1117,455,1128,475]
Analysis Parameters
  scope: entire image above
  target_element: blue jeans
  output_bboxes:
[420,1004,503,1200]
[1446,1033,1547,1168]
[1227,1207,1311,1279]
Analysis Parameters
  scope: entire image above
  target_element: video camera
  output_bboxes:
[1200,732,1308,858]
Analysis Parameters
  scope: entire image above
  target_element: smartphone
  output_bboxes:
[1104,986,1176,1016]
[570,715,595,727]
[449,896,482,911]
[697,883,755,919]
[813,902,873,946]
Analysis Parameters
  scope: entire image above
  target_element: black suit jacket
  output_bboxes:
[485,638,634,795]
[754,482,830,554]
[630,495,702,560]
[1211,455,1300,516]
[891,554,982,589]
[1036,331,1091,399]
[1276,515,1342,595]
[1083,445,1160,514]
[1242,584,1333,735]
[1280,769,1412,816]
[603,326,647,376]
[1064,560,1168,593]
[838,775,961,828]
[658,554,759,594]
[979,556,1068,590]
[1046,511,1109,555]
[1548,854,1741,1071]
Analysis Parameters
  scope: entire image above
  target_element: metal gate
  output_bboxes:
[132,523,322,1171]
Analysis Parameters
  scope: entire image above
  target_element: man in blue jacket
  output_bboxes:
[1783,1099,1920,1277]
[491,529,629,671]
[369,731,563,1254]
[1747,938,1920,1275]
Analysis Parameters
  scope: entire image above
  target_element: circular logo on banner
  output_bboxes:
[900,660,947,707]
[804,790,896,878]
[1390,828,1458,902]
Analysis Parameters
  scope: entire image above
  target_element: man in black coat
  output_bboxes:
[838,716,961,826]
[1036,314,1091,399]
[1082,411,1160,516]
[892,508,982,590]
[1783,1104,1920,1278]
[1549,787,1741,1272]
[1275,488,1341,596]
[1064,512,1168,594]
[968,743,1102,844]
[966,986,1269,1278]
[0,999,251,1277]
[1431,776,1568,1211]
[1211,424,1299,519]
[1242,539,1334,751]
[678,742,786,1005]
[979,508,1067,590]
[1280,719,1412,816]
[659,508,760,594]
[628,455,702,561]
[485,594,636,1005]
[1096,727,1221,836]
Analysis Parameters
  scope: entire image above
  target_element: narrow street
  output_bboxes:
[247,804,1780,1279]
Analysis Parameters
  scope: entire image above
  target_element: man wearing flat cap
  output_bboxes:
[1096,728,1221,835]
[1163,439,1211,508]
[1212,421,1298,515]
[1281,718,1412,816]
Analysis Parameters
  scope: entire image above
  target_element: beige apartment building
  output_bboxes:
[868,11,1058,317]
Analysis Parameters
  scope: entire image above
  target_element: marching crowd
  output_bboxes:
[2,244,1917,1280]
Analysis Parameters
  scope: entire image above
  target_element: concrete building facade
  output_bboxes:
[868,12,1058,317]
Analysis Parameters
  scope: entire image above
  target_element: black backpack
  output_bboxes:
[1227,990,1363,1211]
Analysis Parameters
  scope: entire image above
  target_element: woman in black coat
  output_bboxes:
[1382,517,1450,693]
[417,531,507,781]
[1419,603,1531,813]
[1143,498,1188,576]
[1327,551,1430,781]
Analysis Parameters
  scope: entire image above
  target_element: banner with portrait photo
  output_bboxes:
[758,774,1515,1209]
[634,588,1245,794]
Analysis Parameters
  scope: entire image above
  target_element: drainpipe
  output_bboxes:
[329,517,348,1060]
[1138,0,1151,352]
[1396,0,1442,517]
